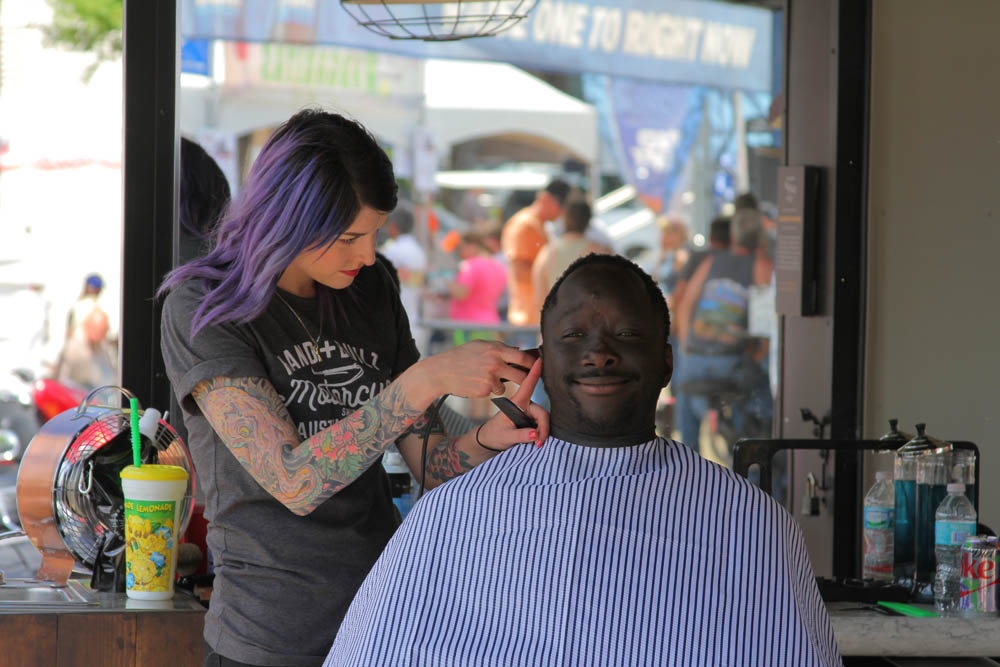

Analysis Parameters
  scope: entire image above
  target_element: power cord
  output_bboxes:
[418,395,449,500]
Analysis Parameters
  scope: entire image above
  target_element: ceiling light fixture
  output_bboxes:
[340,1,538,42]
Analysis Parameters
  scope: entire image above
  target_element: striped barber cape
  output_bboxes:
[325,437,842,667]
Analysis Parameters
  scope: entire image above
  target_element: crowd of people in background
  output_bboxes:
[0,132,777,463]
[370,176,778,458]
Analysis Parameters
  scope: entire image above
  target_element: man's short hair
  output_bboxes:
[731,209,763,250]
[460,231,490,251]
[389,207,415,235]
[734,192,759,211]
[540,253,670,346]
[544,179,571,206]
[563,200,591,233]
[709,216,731,248]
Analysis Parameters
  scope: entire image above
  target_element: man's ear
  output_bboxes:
[662,343,674,388]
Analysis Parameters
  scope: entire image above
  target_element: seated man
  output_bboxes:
[324,255,841,667]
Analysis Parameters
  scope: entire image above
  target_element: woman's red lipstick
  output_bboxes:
[341,268,360,277]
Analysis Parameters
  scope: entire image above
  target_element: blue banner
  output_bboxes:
[607,79,702,209]
[181,39,212,76]
[181,0,773,91]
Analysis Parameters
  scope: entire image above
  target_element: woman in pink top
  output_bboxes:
[448,232,508,327]
[447,232,509,418]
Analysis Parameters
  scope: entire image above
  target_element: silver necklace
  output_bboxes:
[274,290,323,349]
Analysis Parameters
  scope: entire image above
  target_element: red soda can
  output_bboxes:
[959,536,998,613]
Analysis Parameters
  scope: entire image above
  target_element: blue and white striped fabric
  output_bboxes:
[325,437,842,667]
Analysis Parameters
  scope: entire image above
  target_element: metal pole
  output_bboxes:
[120,0,178,411]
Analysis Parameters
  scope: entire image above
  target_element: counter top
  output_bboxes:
[0,593,205,614]
[829,601,1000,657]
[0,579,205,615]
[0,586,205,666]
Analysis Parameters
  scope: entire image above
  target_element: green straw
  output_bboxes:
[130,397,141,467]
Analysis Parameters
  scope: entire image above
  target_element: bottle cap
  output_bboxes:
[947,482,965,493]
[875,471,890,482]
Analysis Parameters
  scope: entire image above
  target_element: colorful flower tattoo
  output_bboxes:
[192,376,423,515]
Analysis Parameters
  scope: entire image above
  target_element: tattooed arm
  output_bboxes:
[192,375,424,516]
[394,358,550,490]
[394,411,489,491]
[190,345,547,514]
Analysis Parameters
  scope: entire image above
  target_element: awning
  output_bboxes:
[180,0,774,92]
[181,50,598,164]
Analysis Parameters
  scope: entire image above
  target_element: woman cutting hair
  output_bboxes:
[159,109,546,667]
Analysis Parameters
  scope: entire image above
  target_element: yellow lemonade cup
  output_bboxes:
[120,464,189,600]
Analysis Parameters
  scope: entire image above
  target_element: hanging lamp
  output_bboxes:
[340,1,538,41]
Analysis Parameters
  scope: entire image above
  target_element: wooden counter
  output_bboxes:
[0,590,205,666]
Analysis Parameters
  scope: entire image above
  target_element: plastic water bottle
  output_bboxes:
[933,483,977,613]
[863,471,895,581]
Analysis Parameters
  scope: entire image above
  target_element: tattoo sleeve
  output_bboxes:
[191,376,424,515]
[400,407,444,440]
[423,437,475,486]
[397,404,478,488]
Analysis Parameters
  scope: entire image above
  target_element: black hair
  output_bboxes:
[180,138,231,243]
[734,191,759,211]
[709,216,731,248]
[540,253,670,346]
[460,231,491,252]
[564,200,591,233]
[731,209,763,250]
[502,189,537,222]
[544,179,571,206]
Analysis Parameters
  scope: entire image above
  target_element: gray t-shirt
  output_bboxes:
[161,263,419,666]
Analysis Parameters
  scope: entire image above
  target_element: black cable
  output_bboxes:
[418,395,449,500]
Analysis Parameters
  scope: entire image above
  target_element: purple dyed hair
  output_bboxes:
[159,109,397,338]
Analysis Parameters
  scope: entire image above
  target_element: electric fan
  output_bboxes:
[17,386,195,589]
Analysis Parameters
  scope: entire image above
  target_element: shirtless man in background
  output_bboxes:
[500,179,570,327]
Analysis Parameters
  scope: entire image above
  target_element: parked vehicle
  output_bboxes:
[0,369,40,464]
[0,368,86,465]
[590,184,658,256]
[30,374,87,423]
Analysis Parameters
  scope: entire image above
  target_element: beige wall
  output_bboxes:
[866,0,1000,529]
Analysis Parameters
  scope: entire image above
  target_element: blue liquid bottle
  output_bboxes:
[890,420,924,582]
[913,425,953,588]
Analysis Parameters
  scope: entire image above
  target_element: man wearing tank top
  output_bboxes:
[672,208,774,453]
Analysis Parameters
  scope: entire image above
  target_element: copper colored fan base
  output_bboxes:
[17,408,101,586]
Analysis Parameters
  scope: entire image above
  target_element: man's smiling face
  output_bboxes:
[541,263,672,439]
